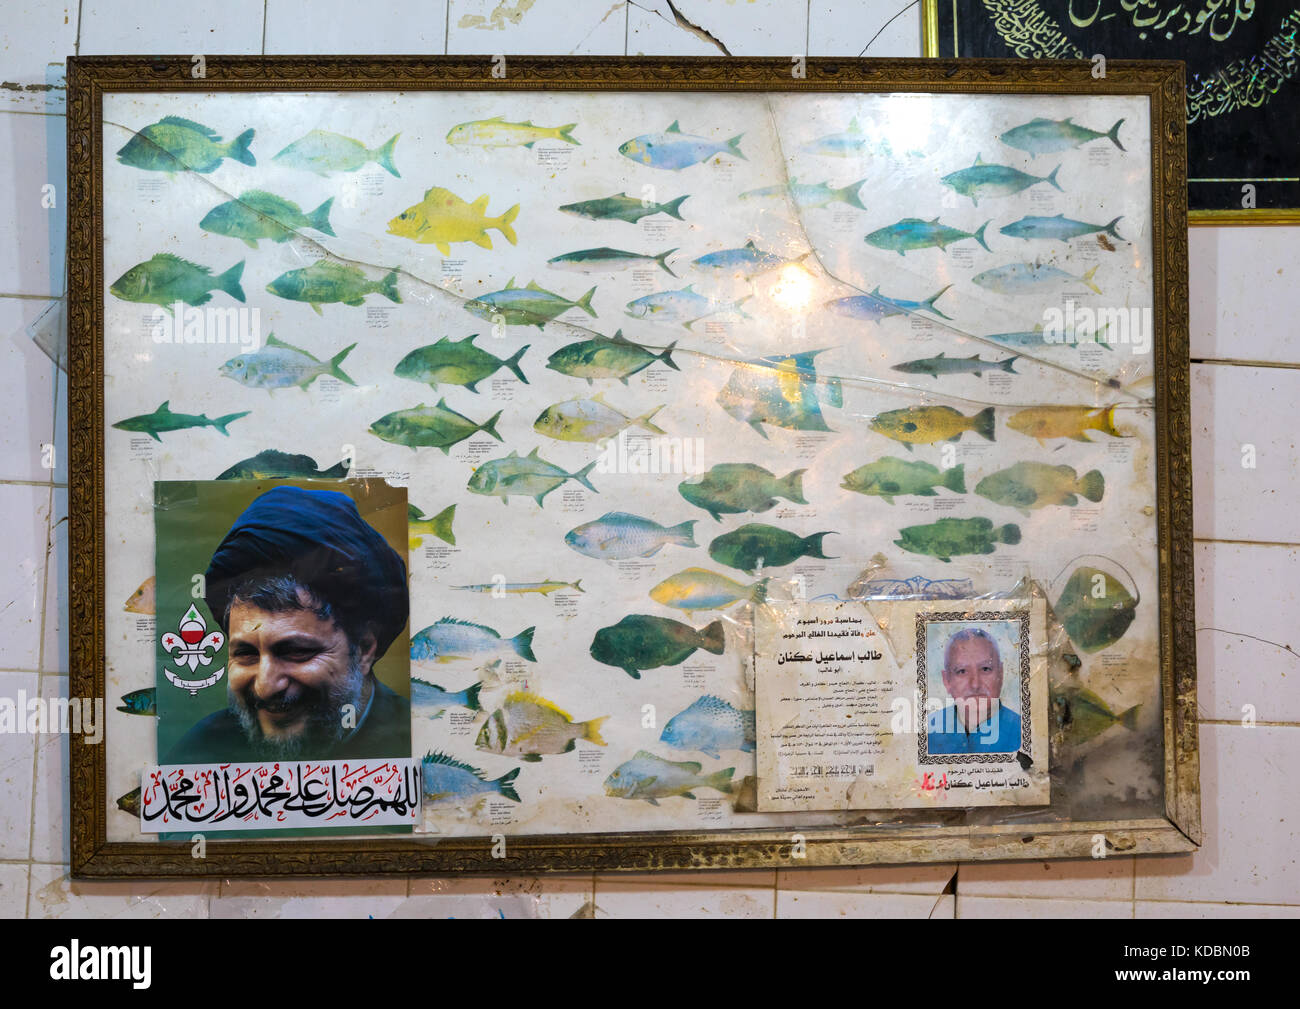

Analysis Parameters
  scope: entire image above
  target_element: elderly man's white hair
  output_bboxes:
[943,626,1002,670]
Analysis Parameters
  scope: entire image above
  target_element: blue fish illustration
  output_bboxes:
[824,284,952,323]
[618,121,745,170]
[660,695,756,759]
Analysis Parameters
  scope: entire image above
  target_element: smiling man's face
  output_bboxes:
[225,593,375,759]
[941,634,1004,731]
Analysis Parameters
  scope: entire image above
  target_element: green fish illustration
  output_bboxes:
[716,349,844,438]
[266,260,401,315]
[409,503,456,547]
[869,405,996,451]
[216,449,349,480]
[707,524,836,574]
[546,331,678,385]
[559,192,689,224]
[591,614,725,679]
[464,278,596,329]
[998,117,1125,157]
[895,517,1020,562]
[199,190,335,247]
[891,352,1019,379]
[975,462,1104,514]
[110,254,245,309]
[604,750,734,804]
[219,334,356,392]
[369,398,502,453]
[548,247,678,277]
[467,447,598,507]
[940,155,1062,206]
[841,456,966,504]
[1052,685,1142,746]
[738,177,867,210]
[117,688,156,716]
[534,393,666,442]
[116,787,142,816]
[112,401,250,442]
[273,129,400,176]
[116,116,255,174]
[679,463,807,522]
[394,334,528,393]
[1054,567,1138,653]
[865,217,991,256]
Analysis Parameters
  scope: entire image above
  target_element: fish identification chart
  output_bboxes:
[99,87,1162,842]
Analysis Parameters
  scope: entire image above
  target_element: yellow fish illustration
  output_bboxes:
[387,186,519,256]
[446,116,579,149]
[123,575,156,615]
[869,405,995,450]
[1007,404,1124,445]
[649,567,766,611]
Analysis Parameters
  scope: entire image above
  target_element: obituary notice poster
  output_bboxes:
[755,598,1050,811]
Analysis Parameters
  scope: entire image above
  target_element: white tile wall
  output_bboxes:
[0,0,1293,919]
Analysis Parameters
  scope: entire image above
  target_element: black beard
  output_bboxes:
[229,651,367,761]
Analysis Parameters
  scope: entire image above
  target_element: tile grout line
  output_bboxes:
[445,0,451,55]
[74,0,83,55]
[804,0,810,59]
[262,0,269,55]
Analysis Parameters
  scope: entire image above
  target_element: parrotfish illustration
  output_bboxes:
[679,463,807,521]
[604,751,734,804]
[465,278,596,328]
[625,286,750,329]
[216,449,349,480]
[716,349,844,438]
[112,401,250,442]
[1052,685,1141,746]
[891,352,1019,379]
[116,116,254,173]
[565,512,697,560]
[421,751,520,804]
[395,335,528,393]
[446,116,579,148]
[558,192,689,223]
[467,447,598,507]
[972,261,1101,296]
[534,393,665,442]
[738,177,867,210]
[476,692,608,762]
[408,503,456,548]
[940,155,1062,206]
[865,217,990,256]
[411,678,482,713]
[841,456,966,504]
[707,523,835,573]
[123,575,156,614]
[800,118,869,157]
[824,284,952,323]
[869,405,996,451]
[618,121,745,170]
[661,695,755,759]
[368,399,502,453]
[998,117,1125,156]
[1000,214,1124,243]
[691,241,809,279]
[266,261,401,314]
[975,462,1104,514]
[272,129,400,176]
[410,618,536,663]
[1006,404,1123,445]
[387,187,519,255]
[219,334,356,391]
[896,517,1021,562]
[649,567,766,611]
[200,190,335,247]
[1054,567,1139,653]
[591,614,725,679]
[546,331,678,384]
[117,688,156,716]
[548,247,677,276]
[110,254,245,309]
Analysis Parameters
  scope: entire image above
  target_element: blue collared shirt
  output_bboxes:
[926,704,1022,754]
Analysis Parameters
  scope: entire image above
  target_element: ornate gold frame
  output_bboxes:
[67,56,1198,877]
[920,0,1299,225]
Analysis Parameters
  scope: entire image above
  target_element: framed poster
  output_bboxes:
[922,0,1300,223]
[67,56,1198,878]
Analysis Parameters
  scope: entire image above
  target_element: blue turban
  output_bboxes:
[204,486,408,658]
